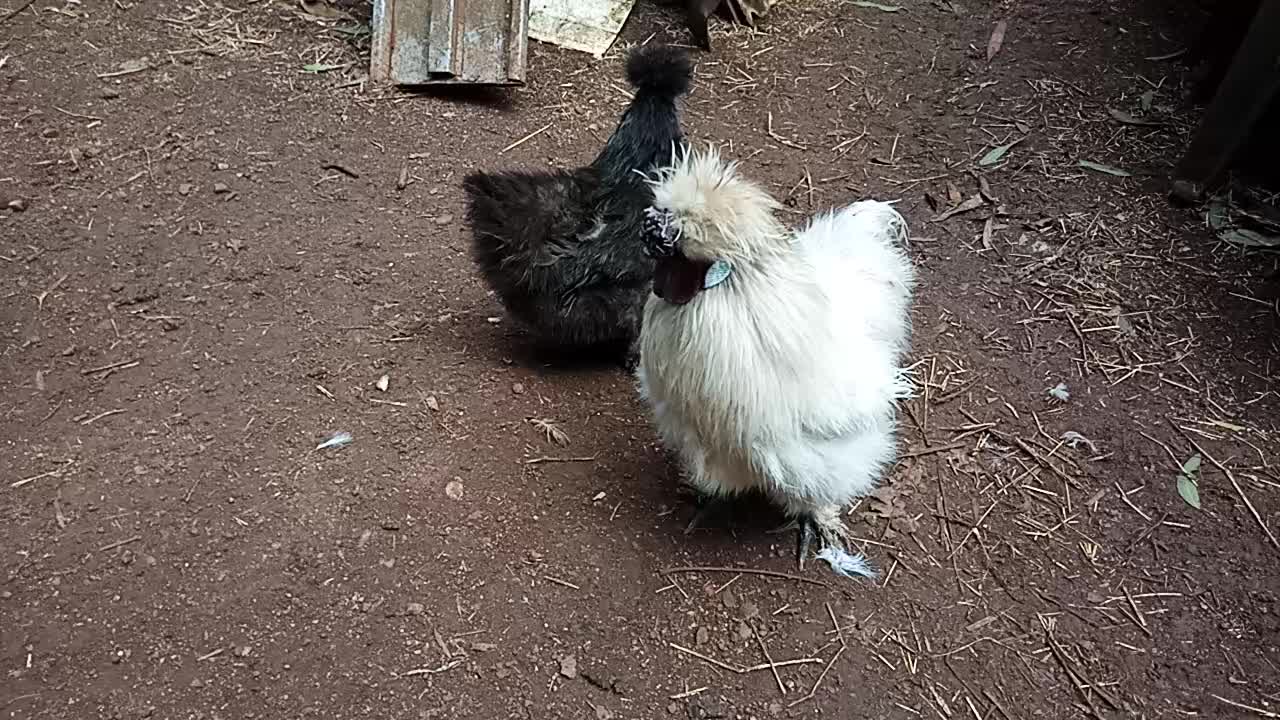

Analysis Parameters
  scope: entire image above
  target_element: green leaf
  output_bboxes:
[850,1,903,11]
[302,63,345,73]
[1078,159,1131,177]
[979,138,1023,166]
[1177,453,1202,510]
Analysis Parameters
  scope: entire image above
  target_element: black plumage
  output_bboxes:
[462,45,693,367]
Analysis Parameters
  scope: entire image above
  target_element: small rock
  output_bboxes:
[736,621,752,641]
[101,88,121,99]
[512,382,525,395]
[7,199,27,212]
[235,646,252,657]
[216,162,230,171]
[189,678,204,688]
[110,282,125,293]
[558,655,577,679]
[471,642,497,652]
[667,703,680,715]
[595,706,614,720]
[445,479,464,500]
[379,558,395,569]
[212,182,230,194]
[406,602,425,616]
[434,214,454,226]
[177,183,193,196]
[424,395,440,411]
[40,127,59,139]
[768,701,783,715]
[376,374,389,392]
[741,601,759,619]
[721,589,739,609]
[694,626,709,646]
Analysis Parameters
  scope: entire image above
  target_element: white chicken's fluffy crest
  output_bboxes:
[645,144,788,262]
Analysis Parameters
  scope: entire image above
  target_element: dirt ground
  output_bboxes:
[3,0,1279,718]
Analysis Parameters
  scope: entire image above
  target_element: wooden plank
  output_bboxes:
[370,0,530,86]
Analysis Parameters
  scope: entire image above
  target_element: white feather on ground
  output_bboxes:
[636,147,917,573]
[816,547,877,579]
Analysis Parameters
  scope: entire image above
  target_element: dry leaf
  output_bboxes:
[946,181,963,204]
[986,20,1007,61]
[1107,107,1162,126]
[933,194,986,222]
[299,0,352,20]
[1077,159,1131,177]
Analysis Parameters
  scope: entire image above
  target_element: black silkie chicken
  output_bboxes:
[462,45,694,368]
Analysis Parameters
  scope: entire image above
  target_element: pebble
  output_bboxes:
[434,214,454,226]
[178,183,193,196]
[558,655,577,679]
[101,88,121,99]
[694,626,709,646]
[445,479,464,500]
[212,183,230,194]
[7,199,27,212]
[512,382,525,395]
[40,128,59,139]
[406,602,425,616]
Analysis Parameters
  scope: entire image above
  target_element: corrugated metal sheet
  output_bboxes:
[370,0,529,86]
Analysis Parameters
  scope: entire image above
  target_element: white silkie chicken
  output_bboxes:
[635,146,916,573]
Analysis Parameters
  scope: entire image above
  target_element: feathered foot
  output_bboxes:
[795,506,848,571]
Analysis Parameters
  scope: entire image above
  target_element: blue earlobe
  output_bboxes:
[703,260,732,289]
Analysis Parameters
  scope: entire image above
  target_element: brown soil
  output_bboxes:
[3,0,1278,719]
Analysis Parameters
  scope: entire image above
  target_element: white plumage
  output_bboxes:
[635,147,916,568]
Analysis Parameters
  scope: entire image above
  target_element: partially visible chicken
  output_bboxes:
[682,0,781,49]
[462,45,694,367]
[635,147,916,571]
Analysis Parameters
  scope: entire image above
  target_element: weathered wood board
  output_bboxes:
[370,0,530,86]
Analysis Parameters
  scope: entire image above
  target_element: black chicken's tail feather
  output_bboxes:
[592,45,694,180]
